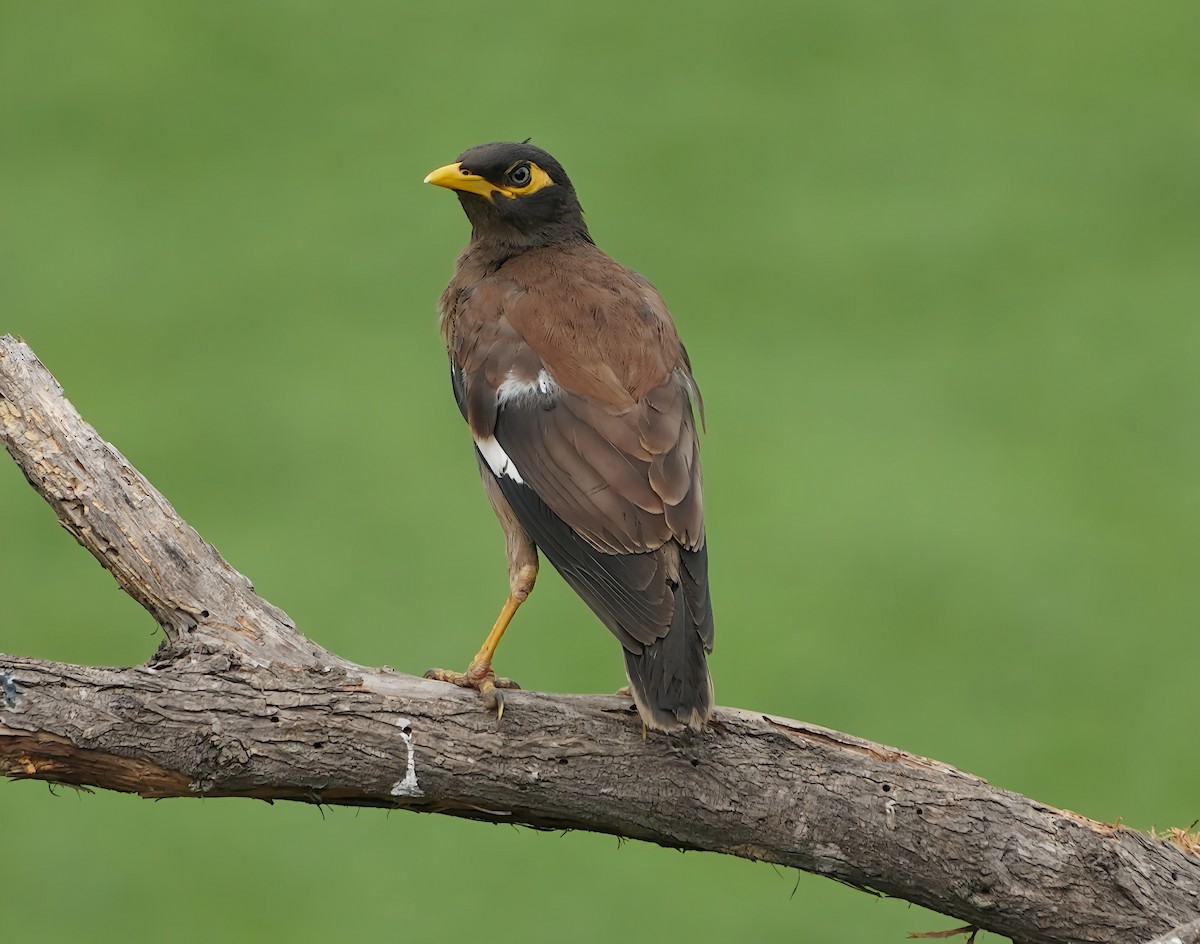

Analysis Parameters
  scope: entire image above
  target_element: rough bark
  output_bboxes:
[2,334,1197,944]
[1145,918,1200,944]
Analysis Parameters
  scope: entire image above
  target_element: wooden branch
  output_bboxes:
[0,336,347,670]
[2,334,1198,944]
[1145,918,1200,944]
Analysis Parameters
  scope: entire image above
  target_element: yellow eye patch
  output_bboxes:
[498,162,554,198]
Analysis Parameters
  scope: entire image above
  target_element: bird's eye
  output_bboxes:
[507,163,533,188]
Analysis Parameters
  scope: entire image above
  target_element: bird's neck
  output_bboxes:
[457,195,593,267]
[462,224,593,271]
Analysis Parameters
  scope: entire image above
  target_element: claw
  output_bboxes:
[479,676,499,712]
[424,583,531,721]
[424,663,520,721]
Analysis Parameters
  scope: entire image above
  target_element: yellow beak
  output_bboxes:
[424,161,501,200]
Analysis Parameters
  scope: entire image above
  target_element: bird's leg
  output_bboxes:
[425,562,537,718]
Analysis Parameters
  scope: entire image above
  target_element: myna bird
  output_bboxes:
[423,141,714,732]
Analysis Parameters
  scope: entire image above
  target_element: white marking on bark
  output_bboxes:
[475,435,524,484]
[390,717,423,797]
[1,672,19,709]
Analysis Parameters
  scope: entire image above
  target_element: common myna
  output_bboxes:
[423,141,714,732]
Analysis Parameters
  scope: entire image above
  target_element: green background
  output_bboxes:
[2,2,1197,940]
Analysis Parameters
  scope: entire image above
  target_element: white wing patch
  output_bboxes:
[478,369,557,483]
[476,435,524,484]
[497,368,559,405]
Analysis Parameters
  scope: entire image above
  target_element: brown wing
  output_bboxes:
[443,242,710,653]
[495,380,703,553]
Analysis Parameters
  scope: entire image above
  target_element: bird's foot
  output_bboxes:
[424,662,521,719]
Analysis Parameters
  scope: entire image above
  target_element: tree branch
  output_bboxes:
[2,334,1197,944]
[1145,918,1200,944]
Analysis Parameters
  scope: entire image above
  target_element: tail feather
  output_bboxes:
[494,471,714,732]
[624,560,714,732]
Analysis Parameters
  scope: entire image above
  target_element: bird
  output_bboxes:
[422,141,714,733]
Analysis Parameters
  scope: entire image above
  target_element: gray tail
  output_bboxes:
[624,564,714,732]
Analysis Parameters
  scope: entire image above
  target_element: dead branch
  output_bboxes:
[1145,918,1200,944]
[2,334,1197,944]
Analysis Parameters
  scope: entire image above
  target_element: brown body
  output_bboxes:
[427,142,713,731]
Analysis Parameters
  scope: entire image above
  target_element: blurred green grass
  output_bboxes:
[2,1,1197,939]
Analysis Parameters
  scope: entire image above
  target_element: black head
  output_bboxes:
[425,141,591,249]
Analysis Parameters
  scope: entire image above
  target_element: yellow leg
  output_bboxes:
[424,582,530,718]
[470,592,521,667]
